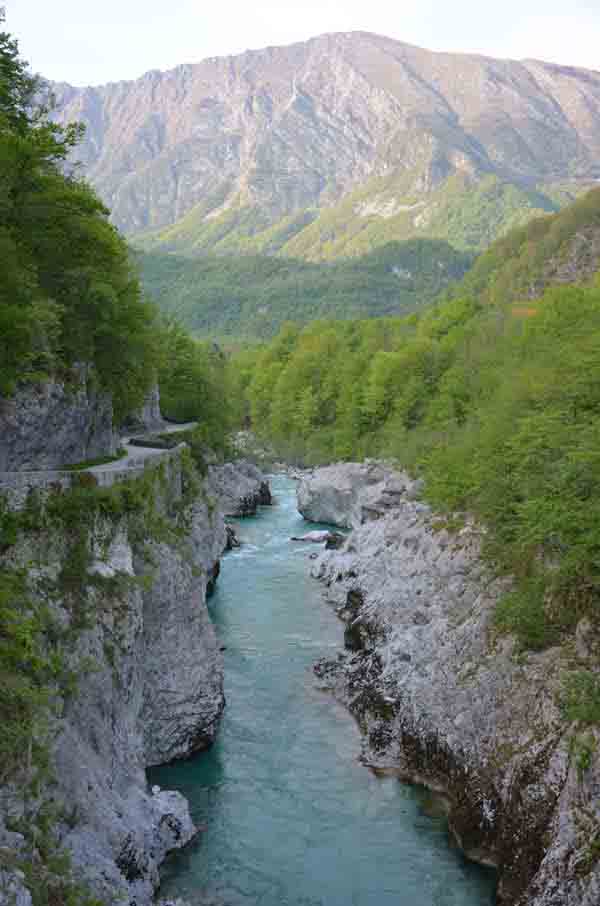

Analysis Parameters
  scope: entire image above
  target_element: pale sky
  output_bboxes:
[6,0,600,86]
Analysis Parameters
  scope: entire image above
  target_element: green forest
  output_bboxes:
[0,21,234,439]
[234,270,600,654]
[138,239,472,342]
[453,187,600,305]
[0,27,158,422]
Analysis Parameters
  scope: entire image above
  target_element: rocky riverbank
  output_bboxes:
[301,463,600,906]
[0,451,270,906]
[209,459,272,517]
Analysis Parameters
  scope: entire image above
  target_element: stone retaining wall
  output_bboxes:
[0,447,184,511]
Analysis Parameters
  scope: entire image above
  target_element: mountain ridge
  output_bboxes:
[51,30,600,257]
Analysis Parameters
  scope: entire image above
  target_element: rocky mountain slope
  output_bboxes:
[52,32,600,258]
[299,463,600,906]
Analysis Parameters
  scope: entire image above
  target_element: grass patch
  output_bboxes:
[560,671,600,725]
[60,448,127,470]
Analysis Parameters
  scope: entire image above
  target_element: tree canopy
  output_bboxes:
[0,15,157,420]
[234,277,600,651]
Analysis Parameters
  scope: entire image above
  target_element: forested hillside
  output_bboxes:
[138,240,472,340]
[0,29,157,421]
[235,208,600,654]
[0,21,234,438]
[452,187,600,306]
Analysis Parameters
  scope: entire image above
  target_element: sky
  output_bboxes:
[6,0,600,86]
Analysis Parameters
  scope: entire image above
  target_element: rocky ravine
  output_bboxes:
[299,463,600,906]
[0,451,271,906]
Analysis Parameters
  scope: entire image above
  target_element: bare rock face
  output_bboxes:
[0,367,115,471]
[208,459,272,517]
[302,463,600,906]
[123,382,164,434]
[140,496,227,765]
[0,820,32,906]
[0,453,226,906]
[51,32,600,247]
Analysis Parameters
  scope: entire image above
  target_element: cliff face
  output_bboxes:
[0,366,115,471]
[0,449,232,905]
[301,463,600,906]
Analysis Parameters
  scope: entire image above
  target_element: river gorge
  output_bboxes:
[151,474,496,906]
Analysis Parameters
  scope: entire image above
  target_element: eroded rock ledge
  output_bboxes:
[302,462,600,906]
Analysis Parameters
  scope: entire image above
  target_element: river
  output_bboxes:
[150,474,497,906]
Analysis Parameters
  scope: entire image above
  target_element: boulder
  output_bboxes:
[297,461,422,528]
[208,460,272,517]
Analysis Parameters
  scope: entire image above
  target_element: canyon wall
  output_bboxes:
[300,463,600,906]
[0,448,269,905]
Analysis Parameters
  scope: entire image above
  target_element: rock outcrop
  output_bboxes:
[209,459,272,517]
[0,366,115,471]
[303,463,600,906]
[297,461,422,528]
[0,452,223,905]
[123,382,164,434]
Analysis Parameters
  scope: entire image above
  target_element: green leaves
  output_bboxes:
[0,20,157,417]
[237,275,600,652]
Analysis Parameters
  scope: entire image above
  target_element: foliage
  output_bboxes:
[62,449,127,470]
[137,240,472,341]
[0,567,59,785]
[235,273,600,652]
[0,16,157,418]
[156,320,237,455]
[561,672,600,725]
[4,803,107,906]
[135,170,565,262]
[451,187,600,307]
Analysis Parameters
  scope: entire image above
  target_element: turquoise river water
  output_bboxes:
[150,475,497,906]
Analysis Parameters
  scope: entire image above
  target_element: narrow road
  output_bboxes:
[91,422,198,474]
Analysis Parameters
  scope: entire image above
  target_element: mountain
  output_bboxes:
[137,239,472,340]
[52,31,600,259]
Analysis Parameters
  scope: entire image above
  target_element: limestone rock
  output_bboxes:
[0,452,226,906]
[0,366,115,471]
[52,33,600,243]
[123,382,164,433]
[297,461,422,528]
[0,873,32,906]
[208,459,272,517]
[290,530,334,543]
[303,463,600,906]
[140,495,226,765]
